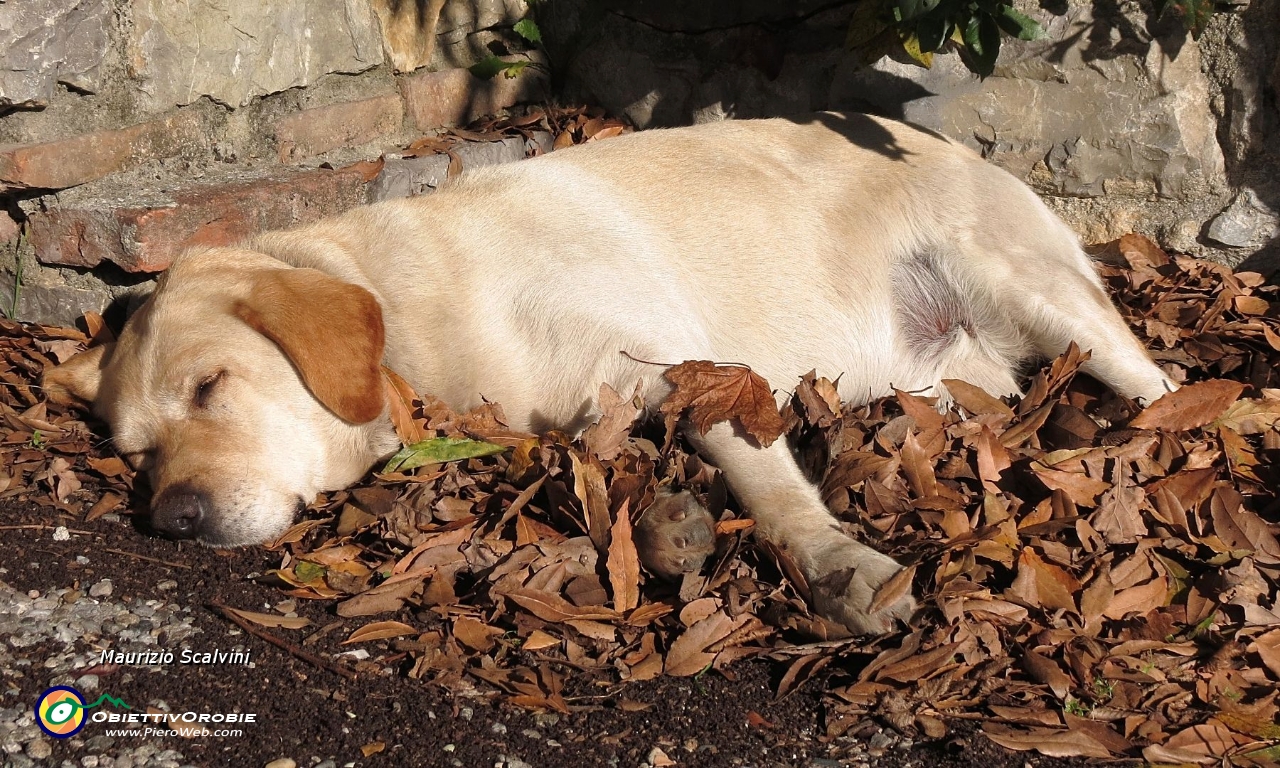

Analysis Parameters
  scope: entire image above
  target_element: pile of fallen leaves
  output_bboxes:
[4,234,1280,765]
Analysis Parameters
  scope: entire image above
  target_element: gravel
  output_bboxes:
[0,572,201,768]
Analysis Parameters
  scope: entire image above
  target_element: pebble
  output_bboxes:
[490,722,507,735]
[156,580,178,591]
[53,526,70,541]
[264,760,297,768]
[0,578,199,768]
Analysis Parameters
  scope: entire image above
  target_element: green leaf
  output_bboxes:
[995,6,1046,41]
[383,437,507,473]
[1163,0,1214,38]
[469,56,517,80]
[916,15,952,53]
[962,12,1002,76]
[500,59,530,79]
[513,18,542,44]
[896,0,942,22]
[295,561,327,582]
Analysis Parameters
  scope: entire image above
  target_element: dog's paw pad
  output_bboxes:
[633,490,717,579]
[809,546,916,636]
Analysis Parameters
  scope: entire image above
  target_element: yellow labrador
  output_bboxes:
[43,113,1175,634]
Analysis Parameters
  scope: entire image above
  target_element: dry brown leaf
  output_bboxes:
[344,620,417,644]
[661,361,786,447]
[336,576,425,617]
[943,378,1015,420]
[1010,548,1079,613]
[570,451,611,552]
[506,588,620,623]
[225,607,311,630]
[983,724,1113,759]
[453,616,503,652]
[868,564,916,617]
[382,367,428,446]
[522,630,559,652]
[583,383,643,460]
[1130,379,1246,431]
[86,491,124,521]
[606,499,640,612]
[1021,651,1072,699]
[665,611,737,677]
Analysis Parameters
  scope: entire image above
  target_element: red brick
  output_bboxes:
[399,60,548,131]
[28,166,371,273]
[275,93,406,162]
[0,111,203,191]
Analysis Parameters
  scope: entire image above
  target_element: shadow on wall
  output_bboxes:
[1231,0,1280,275]
[537,0,1279,275]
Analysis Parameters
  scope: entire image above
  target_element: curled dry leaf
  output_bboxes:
[344,620,417,644]
[661,360,786,447]
[8,236,1280,761]
[224,607,311,630]
[606,499,640,612]
[1130,379,1246,432]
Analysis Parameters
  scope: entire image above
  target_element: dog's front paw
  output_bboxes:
[808,543,916,635]
[634,490,717,579]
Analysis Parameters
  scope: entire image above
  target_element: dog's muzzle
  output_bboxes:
[150,485,208,540]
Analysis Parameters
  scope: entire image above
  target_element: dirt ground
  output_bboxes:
[0,500,1088,768]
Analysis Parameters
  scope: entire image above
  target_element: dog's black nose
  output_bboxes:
[151,486,207,539]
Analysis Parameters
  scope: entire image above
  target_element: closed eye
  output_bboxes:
[123,450,153,471]
[194,370,226,408]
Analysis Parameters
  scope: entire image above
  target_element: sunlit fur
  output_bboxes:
[44,114,1174,633]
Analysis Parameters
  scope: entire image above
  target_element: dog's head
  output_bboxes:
[42,249,399,546]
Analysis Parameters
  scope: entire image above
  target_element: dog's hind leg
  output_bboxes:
[994,239,1176,405]
[684,421,915,635]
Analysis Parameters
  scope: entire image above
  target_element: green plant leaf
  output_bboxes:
[962,12,1002,76]
[1163,0,1214,38]
[383,437,507,473]
[501,59,530,79]
[295,561,327,582]
[846,0,892,49]
[896,0,942,22]
[995,6,1046,41]
[916,15,952,53]
[514,18,542,44]
[469,56,517,80]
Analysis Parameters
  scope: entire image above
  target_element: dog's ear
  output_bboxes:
[42,344,114,407]
[234,268,386,424]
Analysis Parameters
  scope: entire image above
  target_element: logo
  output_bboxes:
[35,687,132,738]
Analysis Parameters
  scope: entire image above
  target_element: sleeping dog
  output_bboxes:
[43,113,1175,634]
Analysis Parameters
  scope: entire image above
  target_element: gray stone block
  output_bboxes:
[126,0,385,110]
[1208,189,1279,248]
[0,0,111,109]
[829,7,1225,201]
[369,133,548,202]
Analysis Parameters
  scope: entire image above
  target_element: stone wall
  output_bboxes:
[2,0,1277,327]
[541,0,1279,272]
[0,0,546,325]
